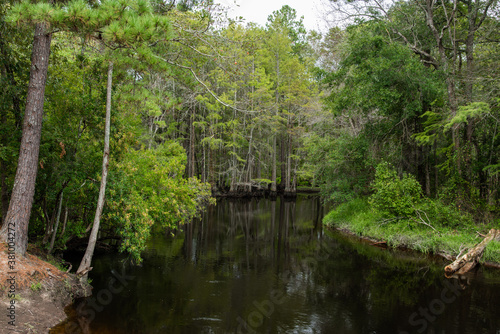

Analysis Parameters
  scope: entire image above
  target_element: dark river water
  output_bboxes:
[52,195,500,334]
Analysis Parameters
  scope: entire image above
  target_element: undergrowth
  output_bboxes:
[323,197,500,263]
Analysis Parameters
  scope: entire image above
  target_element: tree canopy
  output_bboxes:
[0,0,499,265]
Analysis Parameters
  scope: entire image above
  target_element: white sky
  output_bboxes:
[216,0,329,32]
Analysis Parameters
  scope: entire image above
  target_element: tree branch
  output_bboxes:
[152,54,261,114]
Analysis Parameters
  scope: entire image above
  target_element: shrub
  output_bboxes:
[107,141,215,263]
[369,162,422,217]
[418,199,473,229]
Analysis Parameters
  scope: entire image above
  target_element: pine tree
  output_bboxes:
[0,20,52,255]
[0,0,171,256]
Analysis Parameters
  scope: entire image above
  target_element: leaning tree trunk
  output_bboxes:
[76,62,113,279]
[0,23,52,256]
[48,190,63,254]
[445,229,500,275]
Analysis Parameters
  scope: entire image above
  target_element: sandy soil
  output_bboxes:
[0,243,85,334]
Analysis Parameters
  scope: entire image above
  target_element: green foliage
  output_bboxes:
[40,254,69,272]
[1,0,322,260]
[369,162,423,217]
[444,102,490,132]
[107,141,214,263]
[483,240,500,264]
[303,131,371,202]
[324,21,442,121]
[418,197,472,228]
[312,19,445,205]
[315,0,500,263]
[323,197,376,228]
[30,282,42,292]
[323,197,484,258]
[413,110,444,145]
[2,0,498,270]
[266,5,307,58]
[251,178,272,186]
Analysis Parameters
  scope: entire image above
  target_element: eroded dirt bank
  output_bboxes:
[0,243,88,333]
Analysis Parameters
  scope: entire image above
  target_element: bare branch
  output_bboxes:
[413,209,441,235]
[152,54,260,114]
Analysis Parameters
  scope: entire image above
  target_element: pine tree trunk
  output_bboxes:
[76,62,113,278]
[0,23,52,255]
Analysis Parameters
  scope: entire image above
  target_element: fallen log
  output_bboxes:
[445,229,499,276]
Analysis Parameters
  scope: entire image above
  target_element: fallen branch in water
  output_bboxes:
[371,241,388,247]
[445,229,499,276]
[437,251,454,261]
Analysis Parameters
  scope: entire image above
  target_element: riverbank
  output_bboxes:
[323,198,500,266]
[0,243,88,333]
[212,185,320,198]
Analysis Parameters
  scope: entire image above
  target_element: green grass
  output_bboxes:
[296,186,321,193]
[484,240,500,263]
[323,197,500,264]
[30,282,42,292]
[44,255,69,272]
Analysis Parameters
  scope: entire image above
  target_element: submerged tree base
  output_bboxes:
[213,186,317,199]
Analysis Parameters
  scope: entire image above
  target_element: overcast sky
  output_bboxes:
[216,0,329,32]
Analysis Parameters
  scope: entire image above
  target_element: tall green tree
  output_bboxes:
[0,0,172,256]
[0,0,30,226]
[0,17,52,255]
[324,0,500,211]
[76,61,113,277]
[311,20,443,201]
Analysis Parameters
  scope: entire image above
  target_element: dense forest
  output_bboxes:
[0,0,499,270]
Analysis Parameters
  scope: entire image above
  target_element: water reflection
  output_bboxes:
[52,196,500,334]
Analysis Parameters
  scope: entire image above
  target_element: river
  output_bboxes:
[52,195,500,334]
